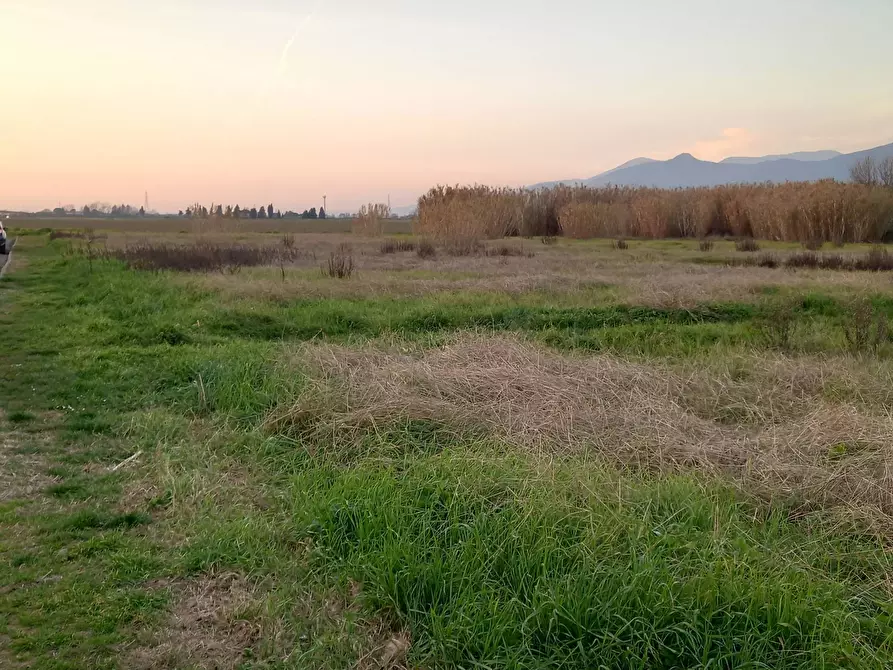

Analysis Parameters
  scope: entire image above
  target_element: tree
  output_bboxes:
[258,205,267,219]
[850,156,877,186]
[309,207,318,219]
[139,206,145,216]
[216,204,224,217]
[301,209,310,219]
[878,157,893,189]
[53,207,66,216]
[275,209,282,219]
[83,205,91,216]
[224,205,233,218]
[185,208,192,218]
[267,203,274,219]
[234,205,241,219]
[178,210,184,217]
[201,206,209,218]
[318,206,326,220]
[249,207,258,219]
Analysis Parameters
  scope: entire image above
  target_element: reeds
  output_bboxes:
[415,182,893,244]
[352,203,390,236]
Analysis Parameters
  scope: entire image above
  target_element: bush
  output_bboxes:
[803,239,824,251]
[323,244,354,279]
[416,239,437,259]
[613,239,629,250]
[541,235,558,246]
[735,238,760,252]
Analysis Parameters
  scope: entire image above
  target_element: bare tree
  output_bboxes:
[877,156,893,189]
[850,156,877,186]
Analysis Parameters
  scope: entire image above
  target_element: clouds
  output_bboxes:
[689,128,757,162]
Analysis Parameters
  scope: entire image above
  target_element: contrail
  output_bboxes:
[277,0,325,78]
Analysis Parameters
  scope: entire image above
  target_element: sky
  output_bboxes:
[1,0,892,213]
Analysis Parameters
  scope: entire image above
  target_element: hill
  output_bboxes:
[580,143,893,188]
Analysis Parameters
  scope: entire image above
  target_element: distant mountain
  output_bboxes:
[721,150,842,165]
[529,157,658,190]
[572,142,893,189]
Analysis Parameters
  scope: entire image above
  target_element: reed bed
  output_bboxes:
[416,182,893,243]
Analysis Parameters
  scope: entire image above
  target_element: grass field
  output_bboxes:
[2,230,893,669]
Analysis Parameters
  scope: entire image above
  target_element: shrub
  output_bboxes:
[735,238,760,252]
[416,239,437,259]
[323,244,354,279]
[803,239,824,251]
[541,235,558,246]
[613,239,629,250]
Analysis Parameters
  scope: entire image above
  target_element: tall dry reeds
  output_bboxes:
[352,203,390,236]
[415,182,893,244]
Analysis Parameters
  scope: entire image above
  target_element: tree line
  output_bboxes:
[180,203,326,220]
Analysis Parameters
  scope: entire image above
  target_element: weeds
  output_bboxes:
[756,300,798,351]
[698,238,715,252]
[735,238,760,252]
[99,241,295,273]
[380,239,416,254]
[746,247,893,272]
[842,298,890,354]
[484,243,532,257]
[324,244,355,279]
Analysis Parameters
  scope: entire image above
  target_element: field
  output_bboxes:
[2,226,893,669]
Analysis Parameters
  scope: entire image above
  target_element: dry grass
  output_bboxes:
[267,335,893,530]
[126,574,262,670]
[98,241,303,273]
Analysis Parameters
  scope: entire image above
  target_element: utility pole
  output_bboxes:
[323,195,327,213]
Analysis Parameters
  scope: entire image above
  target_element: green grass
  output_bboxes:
[2,238,893,668]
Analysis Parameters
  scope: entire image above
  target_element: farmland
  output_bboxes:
[2,224,893,669]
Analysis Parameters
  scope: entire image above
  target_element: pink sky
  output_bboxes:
[2,0,892,213]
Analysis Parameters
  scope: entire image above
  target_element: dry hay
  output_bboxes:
[267,336,893,530]
[125,574,262,670]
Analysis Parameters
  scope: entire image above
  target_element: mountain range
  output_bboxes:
[530,143,893,190]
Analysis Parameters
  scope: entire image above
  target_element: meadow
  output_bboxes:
[2,222,893,669]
